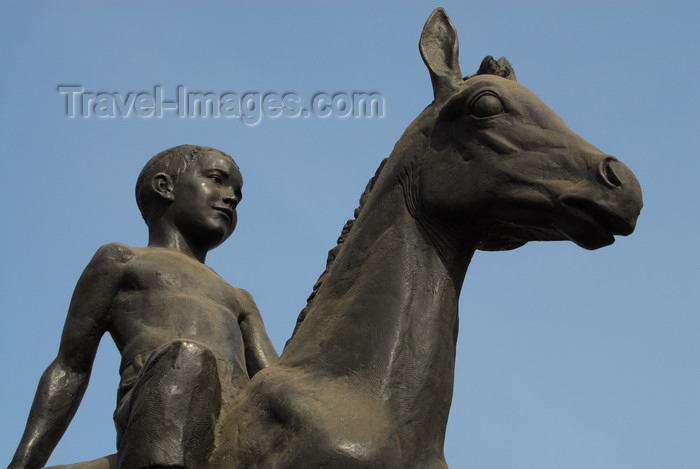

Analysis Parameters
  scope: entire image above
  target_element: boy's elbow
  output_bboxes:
[38,358,90,400]
[53,348,95,379]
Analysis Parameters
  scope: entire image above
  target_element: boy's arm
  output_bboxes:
[237,289,279,378]
[9,244,129,469]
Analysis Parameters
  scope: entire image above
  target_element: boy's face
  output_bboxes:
[168,150,243,250]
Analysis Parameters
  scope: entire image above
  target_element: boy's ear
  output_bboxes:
[152,172,175,201]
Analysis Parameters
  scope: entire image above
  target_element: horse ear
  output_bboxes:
[419,8,462,102]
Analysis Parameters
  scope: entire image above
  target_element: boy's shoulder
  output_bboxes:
[229,286,260,313]
[72,243,138,287]
[92,242,191,263]
[234,286,255,302]
[92,242,138,264]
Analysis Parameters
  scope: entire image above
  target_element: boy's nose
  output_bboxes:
[223,194,239,206]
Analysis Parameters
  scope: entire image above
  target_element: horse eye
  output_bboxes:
[470,92,503,118]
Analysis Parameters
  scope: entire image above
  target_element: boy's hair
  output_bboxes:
[135,144,237,223]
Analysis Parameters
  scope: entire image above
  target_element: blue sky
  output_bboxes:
[1,2,698,468]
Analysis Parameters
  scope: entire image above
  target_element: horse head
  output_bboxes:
[405,8,642,254]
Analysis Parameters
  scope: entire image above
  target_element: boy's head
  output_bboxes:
[136,144,240,225]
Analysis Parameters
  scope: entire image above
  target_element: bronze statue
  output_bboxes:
[204,9,643,468]
[9,145,279,469]
[12,8,642,469]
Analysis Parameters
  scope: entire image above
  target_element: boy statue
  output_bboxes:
[9,145,279,469]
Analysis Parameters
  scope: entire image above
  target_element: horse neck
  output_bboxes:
[282,118,477,407]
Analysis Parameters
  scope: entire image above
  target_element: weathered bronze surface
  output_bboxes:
[11,8,642,469]
[9,146,279,469]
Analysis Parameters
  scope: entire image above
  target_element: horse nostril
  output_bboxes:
[599,157,623,188]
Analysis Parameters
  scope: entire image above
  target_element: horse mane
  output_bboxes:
[287,157,389,343]
[286,56,515,345]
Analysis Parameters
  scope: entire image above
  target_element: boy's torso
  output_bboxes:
[102,243,249,393]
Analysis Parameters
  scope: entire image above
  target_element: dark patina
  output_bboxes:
[13,8,642,469]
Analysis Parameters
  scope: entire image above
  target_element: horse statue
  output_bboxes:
[46,7,642,469]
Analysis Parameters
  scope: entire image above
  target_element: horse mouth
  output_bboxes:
[559,197,635,250]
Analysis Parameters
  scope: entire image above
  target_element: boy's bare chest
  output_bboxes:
[118,250,239,313]
[109,250,245,357]
[129,252,232,290]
